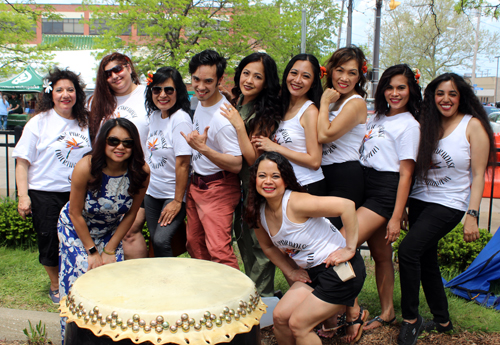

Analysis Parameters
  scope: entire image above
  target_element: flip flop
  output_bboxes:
[366,315,397,328]
[344,307,369,343]
[317,313,346,338]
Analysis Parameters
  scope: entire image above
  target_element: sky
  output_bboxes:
[24,0,500,77]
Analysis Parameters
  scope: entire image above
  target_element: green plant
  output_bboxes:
[0,197,36,249]
[394,223,493,272]
[23,320,50,345]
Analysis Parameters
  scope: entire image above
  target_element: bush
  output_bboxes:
[394,223,493,272]
[0,197,36,249]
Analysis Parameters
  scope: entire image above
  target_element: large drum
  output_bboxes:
[60,258,266,344]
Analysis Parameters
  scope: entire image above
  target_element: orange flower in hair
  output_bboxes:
[413,68,421,84]
[320,66,327,79]
[146,70,154,86]
[362,60,368,74]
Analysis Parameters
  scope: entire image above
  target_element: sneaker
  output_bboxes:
[423,320,453,333]
[398,315,424,345]
[49,289,60,304]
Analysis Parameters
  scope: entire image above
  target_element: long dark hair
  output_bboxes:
[36,67,88,129]
[374,64,421,120]
[324,45,367,98]
[88,118,148,196]
[231,53,282,137]
[145,67,190,117]
[416,73,495,179]
[245,152,304,229]
[90,52,140,141]
[281,54,323,115]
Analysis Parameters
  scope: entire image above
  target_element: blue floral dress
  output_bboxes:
[58,172,132,341]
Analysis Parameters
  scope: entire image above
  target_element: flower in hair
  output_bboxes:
[362,61,368,74]
[413,68,421,84]
[320,66,327,79]
[146,70,154,85]
[43,79,52,94]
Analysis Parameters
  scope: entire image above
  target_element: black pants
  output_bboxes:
[399,198,464,323]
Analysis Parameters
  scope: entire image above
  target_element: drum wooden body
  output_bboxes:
[60,258,265,345]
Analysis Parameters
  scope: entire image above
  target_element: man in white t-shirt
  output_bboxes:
[181,50,242,270]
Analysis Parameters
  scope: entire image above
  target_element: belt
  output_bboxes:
[192,171,229,190]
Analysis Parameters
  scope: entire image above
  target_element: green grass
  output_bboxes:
[1,246,499,334]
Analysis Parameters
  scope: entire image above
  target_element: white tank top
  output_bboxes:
[411,115,472,211]
[273,100,324,186]
[322,95,366,165]
[260,190,346,269]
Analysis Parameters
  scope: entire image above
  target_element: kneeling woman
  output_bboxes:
[245,152,366,345]
[58,118,149,339]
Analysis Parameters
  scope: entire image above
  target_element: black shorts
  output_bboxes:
[307,251,366,306]
[321,161,364,207]
[29,190,70,267]
[361,167,399,219]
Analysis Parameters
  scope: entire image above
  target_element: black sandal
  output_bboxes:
[344,307,369,343]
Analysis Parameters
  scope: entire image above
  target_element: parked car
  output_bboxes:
[484,105,498,116]
[488,111,500,133]
[366,97,375,121]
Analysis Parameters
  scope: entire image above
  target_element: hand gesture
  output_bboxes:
[181,126,209,152]
[287,267,311,284]
[385,217,401,245]
[324,247,355,268]
[220,103,245,131]
[87,252,103,271]
[321,88,341,106]
[17,195,32,220]
[401,208,409,231]
[158,200,181,226]
[463,216,480,242]
[101,250,117,265]
[251,135,278,152]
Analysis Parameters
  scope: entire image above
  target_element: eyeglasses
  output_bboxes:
[105,65,126,79]
[106,136,134,148]
[151,86,175,95]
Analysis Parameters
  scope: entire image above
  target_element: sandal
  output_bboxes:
[344,307,369,343]
[317,313,347,338]
[366,315,396,328]
[49,289,60,304]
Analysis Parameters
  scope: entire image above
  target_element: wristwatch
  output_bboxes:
[466,209,479,218]
[88,246,97,255]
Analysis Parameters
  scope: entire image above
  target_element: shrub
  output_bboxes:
[394,223,493,273]
[0,197,36,249]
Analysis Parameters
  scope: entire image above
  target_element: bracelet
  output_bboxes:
[103,247,116,255]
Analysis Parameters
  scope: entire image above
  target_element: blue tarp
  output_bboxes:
[444,229,500,310]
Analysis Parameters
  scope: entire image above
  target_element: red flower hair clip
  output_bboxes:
[362,60,368,74]
[146,70,154,85]
[320,66,327,79]
[413,68,421,84]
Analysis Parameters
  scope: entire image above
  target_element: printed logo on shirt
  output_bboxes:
[54,131,91,169]
[273,128,292,145]
[423,149,455,186]
[146,130,170,169]
[284,248,300,258]
[359,124,384,162]
[433,149,455,169]
[323,142,337,156]
[191,119,203,162]
[115,105,138,119]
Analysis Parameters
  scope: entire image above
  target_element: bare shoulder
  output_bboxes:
[304,103,319,117]
[143,163,151,174]
[466,117,488,138]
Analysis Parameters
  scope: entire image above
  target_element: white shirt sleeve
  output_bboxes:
[396,124,420,162]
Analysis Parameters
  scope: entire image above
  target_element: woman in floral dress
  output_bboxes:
[58,118,149,341]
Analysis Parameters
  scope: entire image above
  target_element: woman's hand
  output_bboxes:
[463,215,480,242]
[385,217,401,245]
[87,252,103,270]
[324,247,355,268]
[287,267,311,284]
[321,88,341,107]
[251,135,279,152]
[220,103,245,131]
[17,195,31,220]
[101,250,117,265]
[400,208,409,231]
[159,200,182,226]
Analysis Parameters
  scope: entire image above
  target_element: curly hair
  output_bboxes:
[89,52,140,141]
[145,67,190,117]
[324,45,367,99]
[416,73,495,180]
[244,152,304,229]
[87,118,148,196]
[281,54,323,114]
[374,64,422,120]
[36,67,88,129]
[231,52,282,137]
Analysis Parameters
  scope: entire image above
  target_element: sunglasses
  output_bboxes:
[105,64,126,79]
[106,136,134,148]
[151,86,175,95]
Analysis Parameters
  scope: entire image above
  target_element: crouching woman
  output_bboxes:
[245,151,366,345]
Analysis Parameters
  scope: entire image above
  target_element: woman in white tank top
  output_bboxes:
[245,151,367,345]
[397,73,495,345]
[251,54,324,195]
[317,46,368,230]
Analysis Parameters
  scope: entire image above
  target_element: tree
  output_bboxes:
[455,0,500,18]
[379,0,499,83]
[0,1,57,79]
